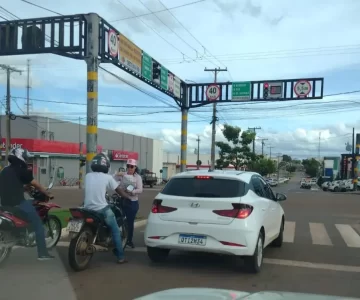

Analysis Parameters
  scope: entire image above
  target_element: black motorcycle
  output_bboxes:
[67,189,130,272]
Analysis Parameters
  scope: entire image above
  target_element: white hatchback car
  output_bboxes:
[144,170,287,273]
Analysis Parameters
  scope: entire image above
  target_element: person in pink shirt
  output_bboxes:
[116,159,143,248]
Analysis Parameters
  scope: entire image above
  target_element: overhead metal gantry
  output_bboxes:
[0,13,324,174]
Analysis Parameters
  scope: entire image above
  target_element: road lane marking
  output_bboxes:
[283,221,295,243]
[309,223,333,246]
[335,224,360,248]
[264,258,360,273]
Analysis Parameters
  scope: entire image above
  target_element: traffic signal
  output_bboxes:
[263,82,269,99]
[152,61,160,84]
[79,157,86,168]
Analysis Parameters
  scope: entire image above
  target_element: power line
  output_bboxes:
[110,0,207,22]
[115,0,209,71]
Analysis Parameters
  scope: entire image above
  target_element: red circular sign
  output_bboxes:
[206,84,221,101]
[294,80,311,97]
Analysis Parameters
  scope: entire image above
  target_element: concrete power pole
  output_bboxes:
[26,59,31,115]
[268,146,274,159]
[276,153,282,182]
[196,135,200,170]
[248,127,261,154]
[259,138,268,156]
[204,67,227,170]
[0,65,22,164]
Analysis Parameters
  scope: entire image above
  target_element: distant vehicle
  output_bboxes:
[144,170,287,273]
[140,169,157,188]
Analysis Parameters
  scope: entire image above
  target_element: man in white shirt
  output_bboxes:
[84,153,129,264]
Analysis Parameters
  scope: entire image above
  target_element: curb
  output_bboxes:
[60,218,148,239]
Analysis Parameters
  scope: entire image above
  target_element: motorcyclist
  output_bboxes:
[83,153,128,264]
[0,148,54,260]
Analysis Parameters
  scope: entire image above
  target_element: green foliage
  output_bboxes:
[282,154,292,162]
[215,124,256,170]
[302,158,320,177]
[249,158,277,176]
[286,165,296,173]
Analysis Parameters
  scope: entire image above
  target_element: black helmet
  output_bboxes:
[91,153,110,173]
[8,148,32,168]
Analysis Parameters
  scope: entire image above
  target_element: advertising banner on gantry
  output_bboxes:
[118,33,142,75]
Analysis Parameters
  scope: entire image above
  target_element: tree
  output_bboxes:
[215,124,256,170]
[302,158,320,177]
[286,165,296,173]
[282,154,292,162]
[249,158,276,176]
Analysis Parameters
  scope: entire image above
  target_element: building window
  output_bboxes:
[40,158,47,167]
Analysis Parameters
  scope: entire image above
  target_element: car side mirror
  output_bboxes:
[276,193,287,201]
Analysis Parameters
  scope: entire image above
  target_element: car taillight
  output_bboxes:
[213,204,253,219]
[70,210,84,218]
[151,199,177,214]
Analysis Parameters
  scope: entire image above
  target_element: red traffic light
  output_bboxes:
[264,83,269,88]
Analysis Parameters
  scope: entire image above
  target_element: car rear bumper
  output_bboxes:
[144,216,259,256]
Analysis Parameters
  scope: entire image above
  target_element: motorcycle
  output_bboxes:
[0,182,62,266]
[67,185,131,272]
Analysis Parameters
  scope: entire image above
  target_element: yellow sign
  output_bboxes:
[118,34,142,75]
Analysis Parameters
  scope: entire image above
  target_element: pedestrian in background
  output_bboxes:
[116,159,143,248]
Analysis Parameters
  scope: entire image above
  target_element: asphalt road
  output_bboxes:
[2,173,360,299]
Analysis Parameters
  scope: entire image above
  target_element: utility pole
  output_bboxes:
[276,153,282,182]
[351,127,355,182]
[248,127,261,154]
[0,65,22,165]
[318,132,321,177]
[258,138,268,156]
[26,59,31,115]
[205,67,227,170]
[268,146,274,159]
[196,135,200,170]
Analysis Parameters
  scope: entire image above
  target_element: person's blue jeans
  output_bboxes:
[98,205,124,260]
[18,199,48,257]
[123,200,139,243]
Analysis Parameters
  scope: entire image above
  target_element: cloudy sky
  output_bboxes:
[1,0,360,159]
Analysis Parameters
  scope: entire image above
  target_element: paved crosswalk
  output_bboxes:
[284,221,360,248]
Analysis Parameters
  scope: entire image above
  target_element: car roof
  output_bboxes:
[172,169,259,183]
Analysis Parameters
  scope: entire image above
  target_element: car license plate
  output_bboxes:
[67,220,84,233]
[178,234,206,246]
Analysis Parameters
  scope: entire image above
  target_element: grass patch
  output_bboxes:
[50,208,145,229]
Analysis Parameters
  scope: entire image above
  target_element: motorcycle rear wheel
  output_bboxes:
[68,226,94,272]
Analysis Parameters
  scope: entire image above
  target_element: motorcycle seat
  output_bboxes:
[0,206,30,222]
[79,208,106,222]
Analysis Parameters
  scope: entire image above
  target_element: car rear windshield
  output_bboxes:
[161,177,247,198]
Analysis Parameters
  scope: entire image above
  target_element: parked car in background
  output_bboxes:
[328,180,341,192]
[321,181,331,191]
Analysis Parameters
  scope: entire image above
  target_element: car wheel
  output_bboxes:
[244,231,264,273]
[147,246,170,263]
[334,187,339,192]
[271,218,284,247]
